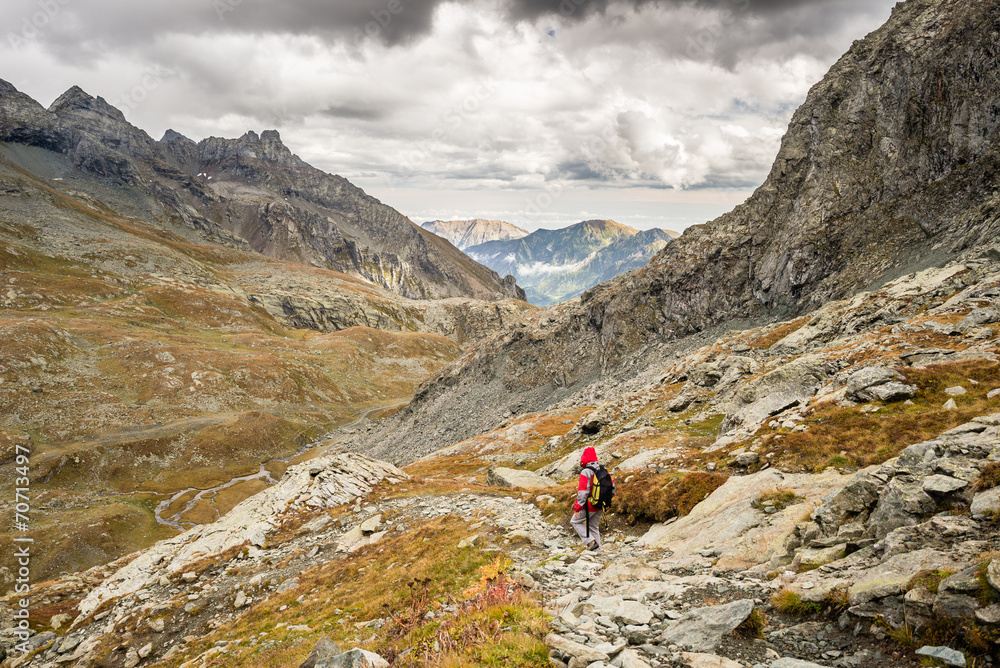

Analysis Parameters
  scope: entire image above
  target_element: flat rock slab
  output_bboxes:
[771,660,830,668]
[486,467,556,489]
[915,645,967,667]
[545,633,609,663]
[848,548,972,605]
[639,469,850,569]
[922,474,968,494]
[657,599,755,652]
[680,653,742,668]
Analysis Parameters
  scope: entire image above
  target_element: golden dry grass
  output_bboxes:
[754,360,1000,470]
[153,516,548,668]
[613,471,729,523]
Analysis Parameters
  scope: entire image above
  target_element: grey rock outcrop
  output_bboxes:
[315,649,389,668]
[845,366,917,403]
[76,453,407,617]
[657,599,755,652]
[486,467,556,489]
[300,638,343,668]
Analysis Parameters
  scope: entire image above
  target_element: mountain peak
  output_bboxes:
[0,78,19,96]
[578,219,638,235]
[160,128,195,145]
[48,85,127,123]
[421,219,529,250]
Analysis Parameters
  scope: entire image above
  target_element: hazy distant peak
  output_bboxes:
[422,218,529,250]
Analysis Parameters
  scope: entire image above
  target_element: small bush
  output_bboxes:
[974,462,1000,492]
[771,588,822,616]
[735,609,767,638]
[614,471,729,523]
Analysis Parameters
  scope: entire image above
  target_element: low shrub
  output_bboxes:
[614,471,729,523]
[974,462,1000,492]
[771,588,822,616]
[735,609,767,638]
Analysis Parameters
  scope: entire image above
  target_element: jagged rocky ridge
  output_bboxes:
[355,0,1000,463]
[0,80,524,302]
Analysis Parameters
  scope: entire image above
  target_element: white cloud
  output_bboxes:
[0,0,898,229]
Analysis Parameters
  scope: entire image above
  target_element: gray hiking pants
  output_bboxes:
[571,508,602,547]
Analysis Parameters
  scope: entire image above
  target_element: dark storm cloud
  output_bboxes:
[504,0,861,22]
[5,0,881,56]
[2,0,439,51]
[321,105,388,121]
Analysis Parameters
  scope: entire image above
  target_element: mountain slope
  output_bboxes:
[464,219,669,306]
[354,0,1000,464]
[0,141,533,578]
[0,80,524,301]
[421,218,528,249]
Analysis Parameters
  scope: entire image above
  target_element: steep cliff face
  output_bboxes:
[356,0,1000,463]
[0,82,524,302]
[165,129,526,301]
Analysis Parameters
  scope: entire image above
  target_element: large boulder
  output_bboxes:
[868,478,936,539]
[845,366,916,403]
[657,599,755,652]
[958,304,1000,331]
[639,469,849,569]
[718,355,837,434]
[300,639,343,668]
[486,467,556,489]
[970,487,1000,519]
[315,649,389,668]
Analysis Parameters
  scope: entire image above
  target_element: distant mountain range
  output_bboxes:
[460,219,674,306]
[421,219,528,249]
[0,80,524,302]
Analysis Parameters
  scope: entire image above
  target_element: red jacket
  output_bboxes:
[573,446,610,512]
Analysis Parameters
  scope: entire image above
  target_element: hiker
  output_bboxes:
[571,446,615,551]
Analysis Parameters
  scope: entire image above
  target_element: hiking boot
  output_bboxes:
[586,540,599,551]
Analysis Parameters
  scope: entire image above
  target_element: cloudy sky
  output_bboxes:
[1,0,896,231]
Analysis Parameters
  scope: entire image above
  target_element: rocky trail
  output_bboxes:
[14,423,998,668]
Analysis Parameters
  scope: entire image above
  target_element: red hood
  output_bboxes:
[580,446,598,466]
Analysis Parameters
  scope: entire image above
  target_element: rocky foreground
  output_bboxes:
[4,396,998,667]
